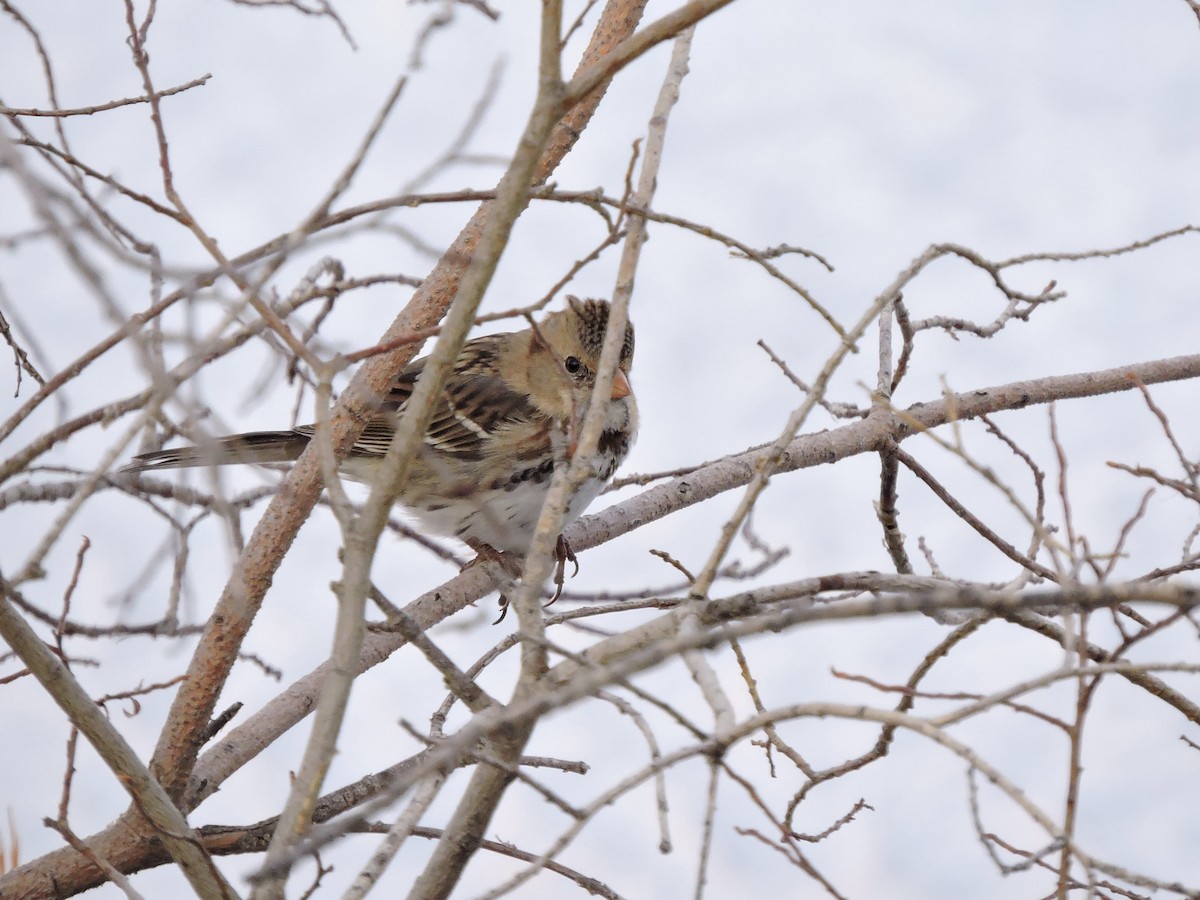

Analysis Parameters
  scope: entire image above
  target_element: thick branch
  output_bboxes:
[146,0,651,806]
[0,585,234,899]
[184,351,1200,810]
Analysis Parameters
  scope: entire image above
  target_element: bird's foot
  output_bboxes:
[465,536,579,622]
[547,534,579,608]
[463,543,522,623]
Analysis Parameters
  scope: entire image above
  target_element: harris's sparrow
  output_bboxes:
[126,298,637,610]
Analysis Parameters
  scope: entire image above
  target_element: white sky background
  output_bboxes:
[2,1,1200,897]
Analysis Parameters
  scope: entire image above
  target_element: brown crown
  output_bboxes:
[567,297,635,370]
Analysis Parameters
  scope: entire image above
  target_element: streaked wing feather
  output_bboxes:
[335,334,540,461]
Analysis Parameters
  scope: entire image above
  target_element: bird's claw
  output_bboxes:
[471,536,578,623]
[547,534,579,607]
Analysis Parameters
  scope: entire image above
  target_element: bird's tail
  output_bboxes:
[125,430,312,472]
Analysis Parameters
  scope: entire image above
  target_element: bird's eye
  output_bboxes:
[564,356,582,374]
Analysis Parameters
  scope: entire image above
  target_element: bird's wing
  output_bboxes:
[316,334,543,462]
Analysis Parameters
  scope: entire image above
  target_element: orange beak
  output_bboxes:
[610,368,632,400]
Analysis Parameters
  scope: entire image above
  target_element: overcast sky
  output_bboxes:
[3,2,1200,897]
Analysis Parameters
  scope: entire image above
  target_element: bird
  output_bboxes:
[125,297,637,617]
